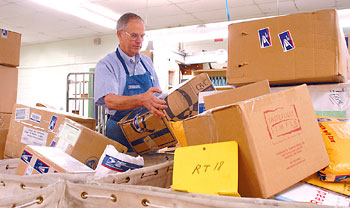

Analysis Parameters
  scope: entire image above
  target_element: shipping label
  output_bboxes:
[30,113,41,123]
[279,30,295,52]
[33,158,50,174]
[56,122,81,151]
[15,108,30,121]
[49,115,58,130]
[21,149,33,164]
[258,27,272,48]
[21,126,48,146]
[264,105,302,142]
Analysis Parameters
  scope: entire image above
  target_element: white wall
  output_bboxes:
[18,33,182,112]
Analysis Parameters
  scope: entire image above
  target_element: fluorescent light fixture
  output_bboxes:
[31,0,120,29]
[338,9,350,28]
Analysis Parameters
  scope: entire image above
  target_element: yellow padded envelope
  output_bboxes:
[172,141,240,197]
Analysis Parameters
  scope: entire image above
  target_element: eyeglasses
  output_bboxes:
[123,31,146,40]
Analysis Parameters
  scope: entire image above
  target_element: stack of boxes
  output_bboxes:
[170,9,350,202]
[0,28,21,160]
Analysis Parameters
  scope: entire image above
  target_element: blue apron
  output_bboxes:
[105,49,154,152]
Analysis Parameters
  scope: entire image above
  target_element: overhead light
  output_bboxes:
[31,0,120,29]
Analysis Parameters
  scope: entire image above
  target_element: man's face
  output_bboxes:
[117,19,145,57]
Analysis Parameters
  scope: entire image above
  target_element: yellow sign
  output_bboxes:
[172,141,240,197]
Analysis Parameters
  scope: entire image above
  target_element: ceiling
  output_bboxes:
[1,0,350,45]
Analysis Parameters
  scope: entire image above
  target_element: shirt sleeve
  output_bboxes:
[94,58,120,106]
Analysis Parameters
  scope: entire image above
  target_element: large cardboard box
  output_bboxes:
[181,84,330,198]
[16,145,94,175]
[119,73,215,155]
[0,28,21,67]
[0,66,18,113]
[50,118,127,169]
[227,9,349,85]
[5,104,97,159]
[0,129,8,159]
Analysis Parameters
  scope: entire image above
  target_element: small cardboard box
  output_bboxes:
[0,28,21,67]
[119,73,215,155]
[5,104,97,159]
[0,129,8,159]
[16,145,95,175]
[182,84,330,198]
[0,66,18,113]
[51,118,127,169]
[227,9,349,85]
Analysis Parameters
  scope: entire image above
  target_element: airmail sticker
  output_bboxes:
[278,30,295,52]
[258,27,272,48]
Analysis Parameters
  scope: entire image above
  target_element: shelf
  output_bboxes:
[192,69,226,77]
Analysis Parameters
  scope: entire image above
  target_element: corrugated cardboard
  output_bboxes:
[50,118,127,169]
[0,28,21,67]
[227,9,349,85]
[119,73,215,155]
[0,66,18,113]
[0,113,11,129]
[5,104,97,159]
[182,84,330,198]
[204,80,271,110]
[0,129,8,159]
[16,145,94,175]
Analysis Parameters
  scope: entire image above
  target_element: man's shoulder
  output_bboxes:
[139,53,152,63]
[97,51,117,65]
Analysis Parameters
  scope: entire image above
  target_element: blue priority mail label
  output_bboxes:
[258,27,272,48]
[21,150,33,164]
[278,30,295,52]
[33,158,50,174]
[49,115,58,130]
[1,29,7,39]
[102,154,143,172]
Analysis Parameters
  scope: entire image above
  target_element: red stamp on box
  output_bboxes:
[264,105,301,140]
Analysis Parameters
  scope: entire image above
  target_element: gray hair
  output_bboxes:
[116,13,144,30]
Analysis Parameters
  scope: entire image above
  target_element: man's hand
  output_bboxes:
[140,87,168,118]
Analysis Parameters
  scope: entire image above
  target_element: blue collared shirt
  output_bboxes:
[94,47,160,115]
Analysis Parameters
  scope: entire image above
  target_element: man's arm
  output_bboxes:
[104,87,167,118]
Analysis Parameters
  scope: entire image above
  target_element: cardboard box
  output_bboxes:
[16,145,95,175]
[51,118,127,169]
[182,84,330,198]
[0,129,8,159]
[204,80,271,110]
[271,83,350,118]
[0,28,21,67]
[119,73,215,155]
[227,9,349,85]
[0,66,18,113]
[5,104,97,159]
[140,50,153,62]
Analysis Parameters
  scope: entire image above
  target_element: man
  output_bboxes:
[94,13,167,152]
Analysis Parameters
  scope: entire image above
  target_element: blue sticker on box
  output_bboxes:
[258,27,272,48]
[278,30,295,52]
[33,159,50,174]
[346,37,349,48]
[1,29,7,39]
[49,115,57,130]
[21,150,33,164]
[50,140,56,147]
[102,154,143,172]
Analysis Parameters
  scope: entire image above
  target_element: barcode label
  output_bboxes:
[30,113,41,123]
[15,108,30,121]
